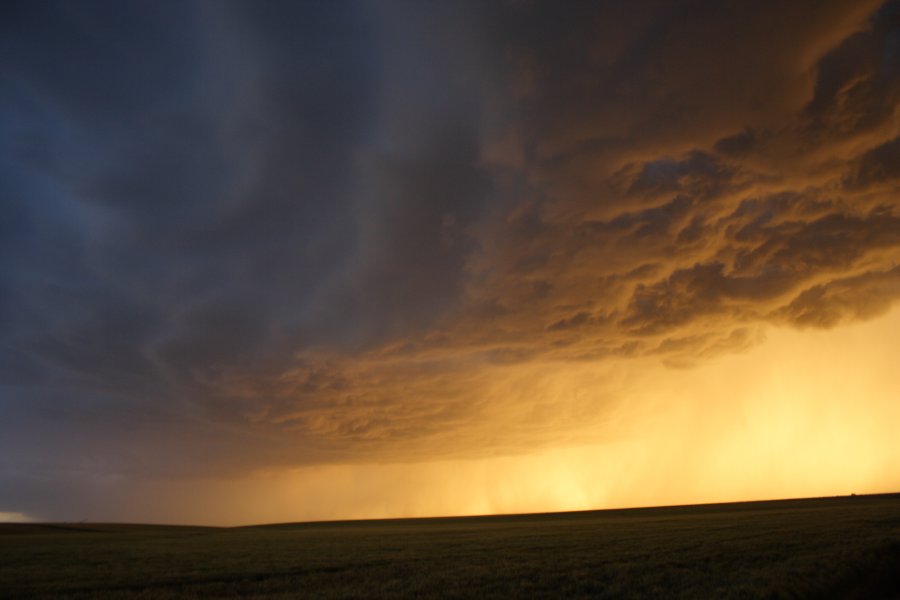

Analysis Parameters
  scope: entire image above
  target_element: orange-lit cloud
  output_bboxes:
[1,0,899,524]
[108,306,900,526]
[202,0,900,467]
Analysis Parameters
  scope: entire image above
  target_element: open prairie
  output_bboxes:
[2,494,899,599]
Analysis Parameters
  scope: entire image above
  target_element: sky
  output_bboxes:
[1,0,899,526]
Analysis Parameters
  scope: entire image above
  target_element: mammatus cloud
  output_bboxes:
[1,0,899,522]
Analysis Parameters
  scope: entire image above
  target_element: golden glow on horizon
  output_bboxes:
[115,306,900,526]
[0,512,33,523]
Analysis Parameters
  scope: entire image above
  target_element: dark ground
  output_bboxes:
[2,494,900,599]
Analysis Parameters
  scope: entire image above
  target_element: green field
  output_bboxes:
[2,494,900,599]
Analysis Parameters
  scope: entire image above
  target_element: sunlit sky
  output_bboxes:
[2,0,899,526]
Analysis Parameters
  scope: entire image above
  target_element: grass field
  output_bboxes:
[2,494,900,599]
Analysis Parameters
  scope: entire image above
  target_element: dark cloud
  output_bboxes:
[714,128,759,157]
[2,0,900,520]
[619,152,739,204]
[804,1,900,142]
[845,136,900,189]
[776,266,900,328]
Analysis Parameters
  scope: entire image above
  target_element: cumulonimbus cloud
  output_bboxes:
[0,0,898,500]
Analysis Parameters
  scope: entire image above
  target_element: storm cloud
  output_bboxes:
[2,0,899,521]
